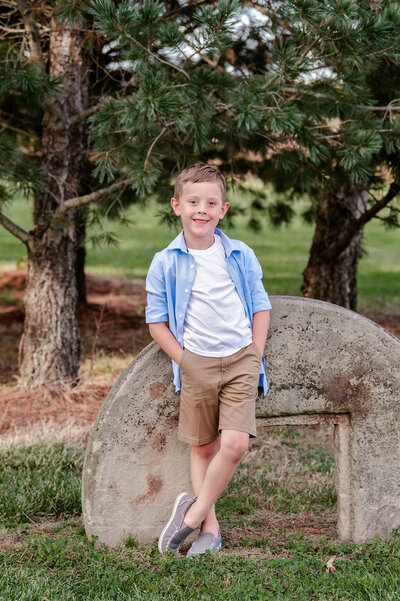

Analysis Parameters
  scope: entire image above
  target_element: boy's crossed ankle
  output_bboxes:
[182,501,201,529]
[184,504,220,537]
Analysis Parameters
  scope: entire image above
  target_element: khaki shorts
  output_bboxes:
[177,342,262,446]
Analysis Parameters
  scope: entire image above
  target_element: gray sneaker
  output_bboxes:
[158,492,197,553]
[186,530,221,557]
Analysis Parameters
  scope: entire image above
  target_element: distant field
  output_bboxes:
[1,193,399,309]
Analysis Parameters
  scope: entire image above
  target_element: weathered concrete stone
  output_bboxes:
[82,296,400,546]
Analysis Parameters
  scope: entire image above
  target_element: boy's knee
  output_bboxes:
[192,438,220,460]
[221,431,249,461]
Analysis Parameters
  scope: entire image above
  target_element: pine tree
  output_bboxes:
[280,1,400,309]
[0,0,257,387]
[88,0,400,310]
[0,1,98,386]
[229,1,400,309]
[1,1,399,388]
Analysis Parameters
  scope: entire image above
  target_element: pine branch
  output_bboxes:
[164,1,208,20]
[0,25,26,35]
[182,1,233,67]
[69,105,100,126]
[143,124,172,170]
[326,183,400,260]
[0,120,39,140]
[243,0,280,23]
[360,106,400,111]
[196,50,224,71]
[113,22,190,81]
[357,183,400,226]
[298,34,323,63]
[16,0,44,67]
[58,177,136,212]
[0,212,33,248]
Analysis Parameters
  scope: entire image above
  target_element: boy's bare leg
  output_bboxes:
[190,439,220,536]
[185,430,249,529]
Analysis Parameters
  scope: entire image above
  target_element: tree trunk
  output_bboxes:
[76,210,87,306]
[301,180,368,311]
[19,18,90,388]
[20,223,81,386]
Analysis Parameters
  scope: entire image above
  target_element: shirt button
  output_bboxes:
[190,264,194,269]
[179,313,183,318]
[185,288,189,293]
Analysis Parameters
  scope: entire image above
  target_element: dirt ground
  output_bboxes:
[0,267,399,447]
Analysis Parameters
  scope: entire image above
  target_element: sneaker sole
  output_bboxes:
[186,533,222,557]
[158,492,190,554]
[187,544,222,557]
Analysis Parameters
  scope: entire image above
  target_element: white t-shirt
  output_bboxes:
[183,236,252,357]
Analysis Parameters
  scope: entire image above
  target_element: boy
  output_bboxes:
[145,163,271,557]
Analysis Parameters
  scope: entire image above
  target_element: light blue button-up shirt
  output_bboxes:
[145,228,272,395]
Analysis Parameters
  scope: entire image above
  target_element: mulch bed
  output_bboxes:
[0,268,149,442]
[0,383,107,440]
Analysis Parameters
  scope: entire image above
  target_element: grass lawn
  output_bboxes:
[2,427,400,600]
[1,192,399,309]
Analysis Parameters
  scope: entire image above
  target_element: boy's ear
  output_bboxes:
[171,197,181,216]
[220,202,230,219]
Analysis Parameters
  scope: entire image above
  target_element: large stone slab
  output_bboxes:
[82,296,400,546]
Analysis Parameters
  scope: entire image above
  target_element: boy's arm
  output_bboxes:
[148,322,184,365]
[252,310,270,356]
[146,253,183,364]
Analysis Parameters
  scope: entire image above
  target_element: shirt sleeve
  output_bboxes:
[145,253,169,324]
[247,248,272,314]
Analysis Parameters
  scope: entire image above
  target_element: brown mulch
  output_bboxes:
[0,267,149,379]
[0,382,108,441]
[0,268,399,443]
[361,307,400,339]
[0,268,147,327]
[0,268,149,443]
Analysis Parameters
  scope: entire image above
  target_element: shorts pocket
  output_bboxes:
[178,348,186,368]
[251,342,263,360]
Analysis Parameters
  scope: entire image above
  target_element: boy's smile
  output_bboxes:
[171,181,229,250]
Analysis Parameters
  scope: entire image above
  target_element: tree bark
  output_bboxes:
[19,18,90,387]
[76,210,87,306]
[301,180,369,311]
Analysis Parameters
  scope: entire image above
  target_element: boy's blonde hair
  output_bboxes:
[174,163,226,202]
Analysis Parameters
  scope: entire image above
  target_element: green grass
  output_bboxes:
[0,443,82,527]
[1,193,399,308]
[219,427,336,532]
[2,529,400,601]
[2,429,400,600]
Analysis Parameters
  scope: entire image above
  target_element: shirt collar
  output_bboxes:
[165,228,242,256]
[165,230,188,252]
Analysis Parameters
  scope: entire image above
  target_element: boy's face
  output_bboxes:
[171,181,229,250]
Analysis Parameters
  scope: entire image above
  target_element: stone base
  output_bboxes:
[83,297,400,546]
